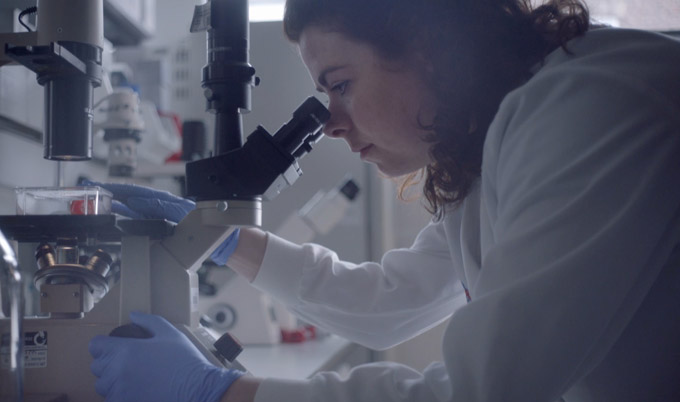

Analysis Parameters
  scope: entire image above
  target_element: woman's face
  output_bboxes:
[298,26,436,177]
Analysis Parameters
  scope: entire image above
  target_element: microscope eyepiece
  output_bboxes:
[273,97,330,156]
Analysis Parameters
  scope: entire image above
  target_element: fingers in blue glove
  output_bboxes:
[211,229,241,266]
[126,197,195,222]
[89,348,111,377]
[88,333,128,359]
[94,369,115,397]
[87,312,162,364]
[89,334,138,396]
[111,200,146,219]
[82,180,187,204]
[88,312,245,402]
[83,180,195,221]
[128,311,176,336]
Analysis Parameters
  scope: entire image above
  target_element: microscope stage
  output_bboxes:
[0,215,174,243]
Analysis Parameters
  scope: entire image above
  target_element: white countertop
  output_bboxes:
[238,335,356,379]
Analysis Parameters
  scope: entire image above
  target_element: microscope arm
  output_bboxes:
[143,200,260,327]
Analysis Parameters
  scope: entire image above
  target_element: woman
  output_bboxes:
[89,0,680,401]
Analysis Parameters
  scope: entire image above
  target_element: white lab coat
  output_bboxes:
[250,28,680,402]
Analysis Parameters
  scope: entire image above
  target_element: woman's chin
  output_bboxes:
[374,162,422,178]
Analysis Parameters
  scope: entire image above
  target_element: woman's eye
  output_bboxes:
[331,81,348,95]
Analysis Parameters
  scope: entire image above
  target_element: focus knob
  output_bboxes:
[214,332,243,362]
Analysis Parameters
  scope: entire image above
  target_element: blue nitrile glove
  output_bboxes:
[89,312,244,402]
[82,180,239,265]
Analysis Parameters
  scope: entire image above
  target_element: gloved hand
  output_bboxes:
[89,312,244,402]
[83,180,239,265]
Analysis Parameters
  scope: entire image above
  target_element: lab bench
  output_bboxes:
[239,335,373,380]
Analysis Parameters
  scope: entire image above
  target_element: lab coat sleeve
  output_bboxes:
[251,215,465,351]
[444,65,680,400]
[254,361,453,402]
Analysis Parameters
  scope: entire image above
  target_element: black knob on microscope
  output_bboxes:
[109,324,153,339]
[214,332,243,362]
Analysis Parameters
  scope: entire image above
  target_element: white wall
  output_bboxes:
[145,0,198,48]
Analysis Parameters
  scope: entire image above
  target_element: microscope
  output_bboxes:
[0,1,329,401]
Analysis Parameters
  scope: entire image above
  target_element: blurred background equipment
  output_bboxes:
[96,87,145,177]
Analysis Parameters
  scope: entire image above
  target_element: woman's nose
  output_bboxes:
[323,104,350,139]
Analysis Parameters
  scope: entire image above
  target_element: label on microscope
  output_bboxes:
[0,331,48,369]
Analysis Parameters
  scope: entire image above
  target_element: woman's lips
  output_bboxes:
[359,145,373,159]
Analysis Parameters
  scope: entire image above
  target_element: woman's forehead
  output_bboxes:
[300,27,356,54]
[299,28,376,67]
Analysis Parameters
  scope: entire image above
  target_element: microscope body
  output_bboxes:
[0,0,330,400]
[0,101,328,402]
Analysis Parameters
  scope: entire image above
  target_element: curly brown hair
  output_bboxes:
[284,0,590,218]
